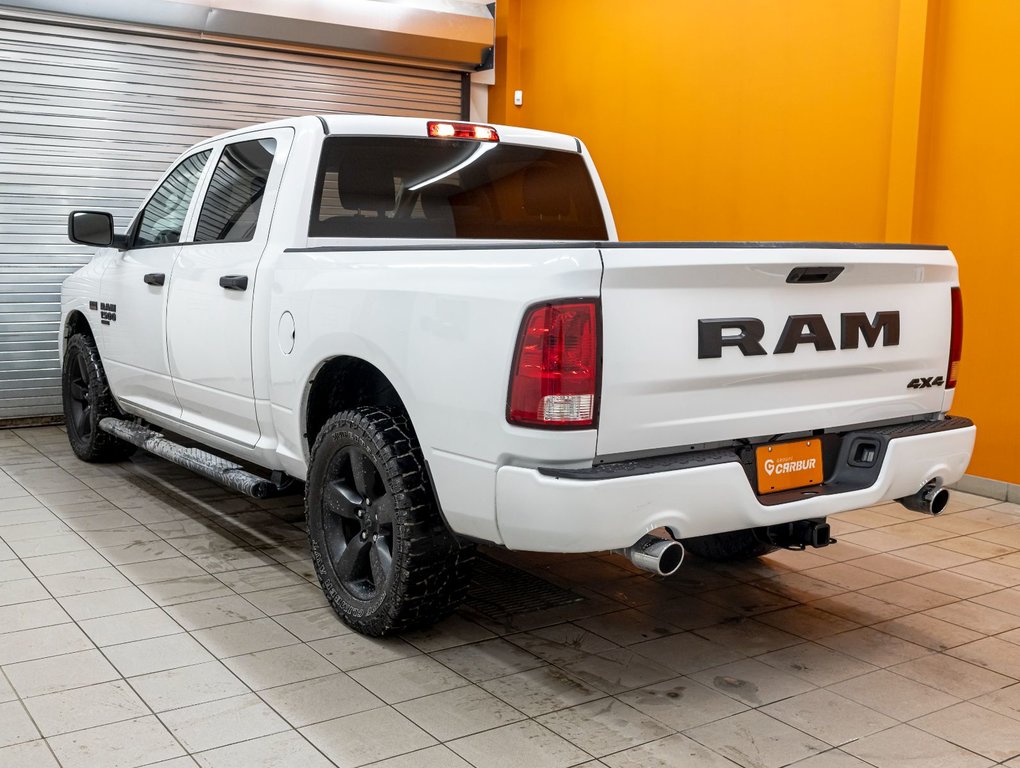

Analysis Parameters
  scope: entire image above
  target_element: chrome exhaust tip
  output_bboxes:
[614,534,685,576]
[898,481,950,516]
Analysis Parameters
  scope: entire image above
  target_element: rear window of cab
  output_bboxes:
[309,136,608,240]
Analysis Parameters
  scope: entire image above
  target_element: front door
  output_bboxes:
[165,129,292,447]
[100,149,212,418]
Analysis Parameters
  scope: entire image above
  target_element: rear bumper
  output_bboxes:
[494,417,975,552]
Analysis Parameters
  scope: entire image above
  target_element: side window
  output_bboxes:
[134,150,211,247]
[194,138,277,243]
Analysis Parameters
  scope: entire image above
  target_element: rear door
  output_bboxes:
[596,244,957,458]
[165,127,293,447]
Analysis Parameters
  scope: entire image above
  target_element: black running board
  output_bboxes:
[99,418,284,499]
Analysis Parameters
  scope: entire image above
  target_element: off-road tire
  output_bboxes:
[306,407,475,636]
[682,528,778,561]
[62,333,136,463]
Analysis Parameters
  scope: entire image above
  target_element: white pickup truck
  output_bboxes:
[62,115,975,635]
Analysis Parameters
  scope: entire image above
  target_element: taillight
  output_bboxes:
[947,286,963,388]
[427,121,499,142]
[508,300,599,428]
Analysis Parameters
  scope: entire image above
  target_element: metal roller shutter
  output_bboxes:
[0,12,465,421]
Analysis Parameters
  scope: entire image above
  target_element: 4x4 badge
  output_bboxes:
[907,376,944,389]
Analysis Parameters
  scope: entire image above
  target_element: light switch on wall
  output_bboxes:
[514,89,523,106]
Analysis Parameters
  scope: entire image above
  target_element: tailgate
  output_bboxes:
[596,244,957,457]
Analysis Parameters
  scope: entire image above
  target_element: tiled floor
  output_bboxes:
[1,426,1019,768]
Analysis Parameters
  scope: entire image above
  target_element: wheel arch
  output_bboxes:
[63,309,94,341]
[303,355,414,453]
[61,309,94,362]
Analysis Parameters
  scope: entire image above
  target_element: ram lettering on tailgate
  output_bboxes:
[697,311,900,359]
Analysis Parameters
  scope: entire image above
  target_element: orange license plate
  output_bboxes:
[756,439,823,494]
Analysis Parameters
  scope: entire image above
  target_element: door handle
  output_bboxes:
[143,273,165,286]
[219,275,248,291]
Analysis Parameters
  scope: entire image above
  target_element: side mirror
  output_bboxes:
[68,211,115,247]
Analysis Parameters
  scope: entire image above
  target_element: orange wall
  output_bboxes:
[492,0,901,241]
[913,0,1020,484]
[493,0,1018,483]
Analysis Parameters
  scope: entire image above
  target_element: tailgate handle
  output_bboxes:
[787,266,844,284]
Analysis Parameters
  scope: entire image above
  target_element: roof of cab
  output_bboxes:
[195,114,581,153]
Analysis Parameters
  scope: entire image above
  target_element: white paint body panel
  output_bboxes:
[597,246,957,457]
[60,114,974,554]
[100,245,183,417]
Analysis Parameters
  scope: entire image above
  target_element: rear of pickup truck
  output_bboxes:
[277,116,973,561]
[495,243,974,553]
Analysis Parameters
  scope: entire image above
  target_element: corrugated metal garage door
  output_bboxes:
[0,12,465,421]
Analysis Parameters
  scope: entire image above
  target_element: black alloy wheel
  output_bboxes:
[321,445,396,601]
[306,407,475,636]
[61,333,135,463]
[66,349,93,441]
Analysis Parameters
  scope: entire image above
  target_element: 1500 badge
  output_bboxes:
[90,299,117,324]
[907,376,944,389]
